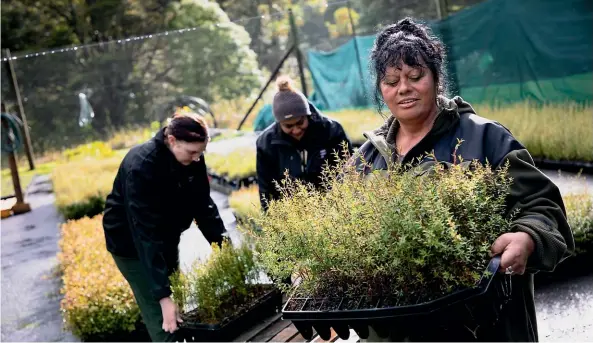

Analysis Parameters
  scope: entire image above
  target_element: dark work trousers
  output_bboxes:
[112,254,180,342]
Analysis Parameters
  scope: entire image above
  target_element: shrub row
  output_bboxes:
[58,215,270,340]
[58,215,141,341]
[206,146,257,181]
[327,102,593,162]
[52,158,120,220]
[228,185,261,231]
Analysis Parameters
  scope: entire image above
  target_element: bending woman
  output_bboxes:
[103,111,227,341]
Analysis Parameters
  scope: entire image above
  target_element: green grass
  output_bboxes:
[1,162,56,198]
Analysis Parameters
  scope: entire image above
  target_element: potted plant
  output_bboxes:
[170,239,281,342]
[250,153,516,341]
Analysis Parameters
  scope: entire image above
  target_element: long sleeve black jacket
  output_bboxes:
[354,96,574,341]
[103,128,226,301]
[256,102,353,211]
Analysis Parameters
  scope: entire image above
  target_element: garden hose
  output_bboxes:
[1,112,24,153]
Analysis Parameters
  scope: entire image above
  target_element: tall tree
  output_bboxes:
[1,0,263,153]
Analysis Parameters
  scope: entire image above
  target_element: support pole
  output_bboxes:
[237,45,296,131]
[347,0,367,99]
[288,8,308,97]
[1,103,31,216]
[4,49,35,170]
[435,0,459,95]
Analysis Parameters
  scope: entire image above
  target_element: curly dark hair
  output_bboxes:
[370,17,448,113]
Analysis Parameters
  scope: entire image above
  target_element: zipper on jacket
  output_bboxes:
[300,149,308,173]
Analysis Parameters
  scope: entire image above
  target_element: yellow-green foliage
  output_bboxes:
[252,155,514,300]
[209,95,265,130]
[476,102,593,162]
[229,185,261,218]
[326,109,386,146]
[565,192,593,235]
[107,125,157,150]
[564,190,593,255]
[329,102,593,161]
[59,215,139,340]
[1,161,56,197]
[229,185,261,231]
[52,157,121,220]
[169,240,262,324]
[206,147,257,180]
[62,141,115,161]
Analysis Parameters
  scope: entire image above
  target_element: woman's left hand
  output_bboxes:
[490,232,535,275]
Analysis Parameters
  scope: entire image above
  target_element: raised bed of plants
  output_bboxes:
[532,158,593,175]
[170,240,281,342]
[535,191,593,287]
[228,185,261,231]
[59,215,142,341]
[205,146,257,193]
[52,146,122,220]
[282,256,511,341]
[208,171,257,194]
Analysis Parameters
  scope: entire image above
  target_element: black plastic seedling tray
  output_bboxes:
[282,256,512,341]
[179,286,282,342]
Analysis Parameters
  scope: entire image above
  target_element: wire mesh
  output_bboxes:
[2,0,591,156]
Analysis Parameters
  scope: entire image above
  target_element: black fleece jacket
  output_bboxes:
[103,128,226,301]
[354,96,574,341]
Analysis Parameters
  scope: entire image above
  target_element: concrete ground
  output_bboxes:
[1,168,591,342]
[1,176,78,342]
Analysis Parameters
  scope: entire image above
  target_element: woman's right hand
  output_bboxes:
[160,296,183,333]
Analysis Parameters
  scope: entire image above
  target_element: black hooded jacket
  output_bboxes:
[102,128,226,301]
[354,96,574,341]
[256,102,353,211]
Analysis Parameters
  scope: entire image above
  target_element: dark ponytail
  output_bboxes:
[165,112,209,143]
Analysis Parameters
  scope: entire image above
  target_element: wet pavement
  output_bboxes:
[0,175,242,342]
[535,273,593,341]
[1,176,78,342]
[1,171,592,342]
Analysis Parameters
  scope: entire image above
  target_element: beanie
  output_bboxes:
[272,76,311,122]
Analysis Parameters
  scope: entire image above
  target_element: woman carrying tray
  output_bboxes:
[256,75,354,212]
[354,18,574,341]
[103,110,227,341]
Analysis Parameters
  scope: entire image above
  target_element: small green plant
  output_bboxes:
[170,239,266,324]
[251,149,515,305]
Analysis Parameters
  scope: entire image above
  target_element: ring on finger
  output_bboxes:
[505,266,514,275]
